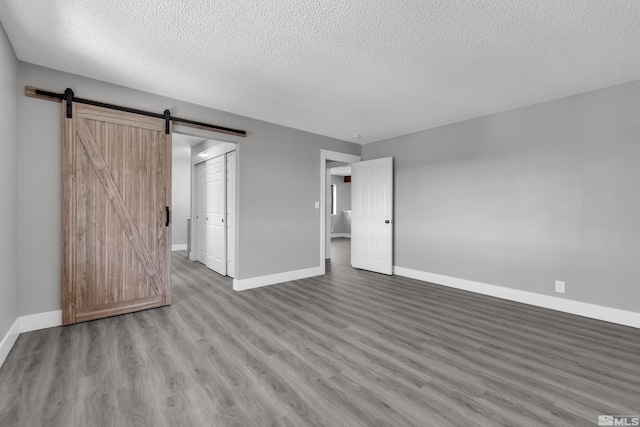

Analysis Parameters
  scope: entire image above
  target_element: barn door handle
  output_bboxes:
[166,207,170,226]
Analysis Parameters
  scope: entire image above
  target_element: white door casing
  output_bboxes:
[226,151,236,278]
[326,167,332,259]
[351,157,393,275]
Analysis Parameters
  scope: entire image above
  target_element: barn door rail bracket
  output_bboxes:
[164,109,171,135]
[25,86,247,137]
[64,88,74,118]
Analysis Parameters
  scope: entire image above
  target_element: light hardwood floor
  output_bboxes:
[1,238,639,426]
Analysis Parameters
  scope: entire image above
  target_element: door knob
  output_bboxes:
[385,220,390,224]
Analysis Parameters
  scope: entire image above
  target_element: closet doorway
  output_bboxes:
[190,140,237,279]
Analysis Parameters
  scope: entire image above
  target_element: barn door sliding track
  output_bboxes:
[25,86,247,138]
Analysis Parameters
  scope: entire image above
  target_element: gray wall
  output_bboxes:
[171,146,191,247]
[0,24,18,338]
[18,63,360,316]
[363,79,640,313]
[330,175,351,234]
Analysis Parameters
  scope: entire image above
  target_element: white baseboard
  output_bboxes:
[331,233,351,238]
[394,266,640,329]
[0,309,62,368]
[0,318,20,369]
[20,310,62,333]
[233,266,323,292]
[172,244,188,251]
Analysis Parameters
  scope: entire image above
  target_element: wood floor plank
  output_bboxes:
[1,239,639,426]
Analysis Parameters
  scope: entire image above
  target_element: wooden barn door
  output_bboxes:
[62,101,172,325]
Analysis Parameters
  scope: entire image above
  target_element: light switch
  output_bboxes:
[314,201,319,209]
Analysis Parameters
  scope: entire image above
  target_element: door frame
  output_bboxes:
[319,149,361,273]
[188,138,238,279]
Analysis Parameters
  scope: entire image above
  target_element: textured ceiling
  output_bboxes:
[2,1,640,144]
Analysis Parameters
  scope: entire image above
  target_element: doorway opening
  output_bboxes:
[171,134,195,253]
[173,132,239,279]
[319,150,361,273]
[327,162,352,258]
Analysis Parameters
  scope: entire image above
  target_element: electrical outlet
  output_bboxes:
[555,280,565,294]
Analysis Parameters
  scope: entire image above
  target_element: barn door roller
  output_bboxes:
[65,88,74,118]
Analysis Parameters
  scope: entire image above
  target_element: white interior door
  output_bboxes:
[196,162,207,264]
[206,155,227,275]
[226,151,236,278]
[351,157,393,275]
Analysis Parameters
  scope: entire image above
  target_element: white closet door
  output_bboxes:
[205,159,215,269]
[351,157,393,275]
[206,155,227,275]
[226,151,236,278]
[196,162,207,264]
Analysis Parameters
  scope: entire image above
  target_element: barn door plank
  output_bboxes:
[74,117,163,296]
